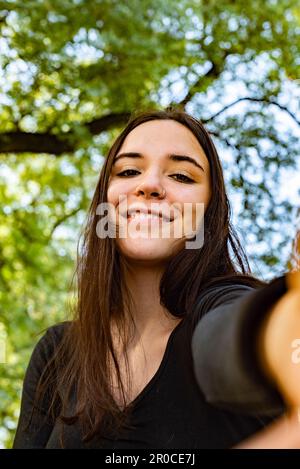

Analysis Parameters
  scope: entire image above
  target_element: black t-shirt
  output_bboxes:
[13,279,286,449]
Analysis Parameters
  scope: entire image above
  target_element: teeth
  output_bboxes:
[125,210,173,222]
[129,212,161,220]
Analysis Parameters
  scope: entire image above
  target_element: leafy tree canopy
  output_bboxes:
[0,0,299,447]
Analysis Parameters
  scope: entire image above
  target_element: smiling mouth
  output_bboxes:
[126,211,174,223]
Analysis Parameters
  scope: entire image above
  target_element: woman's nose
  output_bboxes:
[134,172,166,199]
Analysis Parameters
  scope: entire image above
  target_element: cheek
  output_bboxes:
[106,184,114,204]
[195,182,211,209]
[107,180,132,205]
[176,184,211,208]
[179,186,211,232]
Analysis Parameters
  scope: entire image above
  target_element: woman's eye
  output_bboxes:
[116,169,140,177]
[171,173,195,184]
[116,170,194,184]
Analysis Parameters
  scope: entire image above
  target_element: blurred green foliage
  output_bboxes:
[0,0,299,448]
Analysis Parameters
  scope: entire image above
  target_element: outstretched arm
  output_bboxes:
[235,408,300,449]
[256,272,300,410]
[235,272,300,448]
[191,277,286,416]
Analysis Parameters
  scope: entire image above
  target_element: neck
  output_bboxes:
[120,258,180,341]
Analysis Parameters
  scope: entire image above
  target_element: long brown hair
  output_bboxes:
[35,109,267,444]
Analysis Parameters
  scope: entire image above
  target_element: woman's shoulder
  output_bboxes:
[43,320,71,341]
[29,321,72,370]
[197,274,286,306]
[39,320,71,347]
[192,280,256,316]
[190,274,287,326]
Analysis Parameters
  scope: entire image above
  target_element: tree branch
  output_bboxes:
[208,130,240,152]
[174,45,233,110]
[12,205,82,244]
[0,96,298,156]
[0,131,73,155]
[47,207,82,239]
[0,112,131,155]
[202,97,300,127]
[86,111,131,135]
[176,62,221,109]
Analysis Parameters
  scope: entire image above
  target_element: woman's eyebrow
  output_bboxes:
[113,152,205,172]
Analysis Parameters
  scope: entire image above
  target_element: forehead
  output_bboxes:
[119,119,209,168]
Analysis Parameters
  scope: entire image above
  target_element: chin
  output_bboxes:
[116,237,183,264]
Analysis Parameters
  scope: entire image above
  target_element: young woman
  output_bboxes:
[13,109,300,448]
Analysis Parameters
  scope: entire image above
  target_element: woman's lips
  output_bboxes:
[127,212,173,223]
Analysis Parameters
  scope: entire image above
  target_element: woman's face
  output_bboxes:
[107,119,211,264]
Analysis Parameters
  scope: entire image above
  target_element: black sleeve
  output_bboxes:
[191,277,287,417]
[13,324,65,448]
